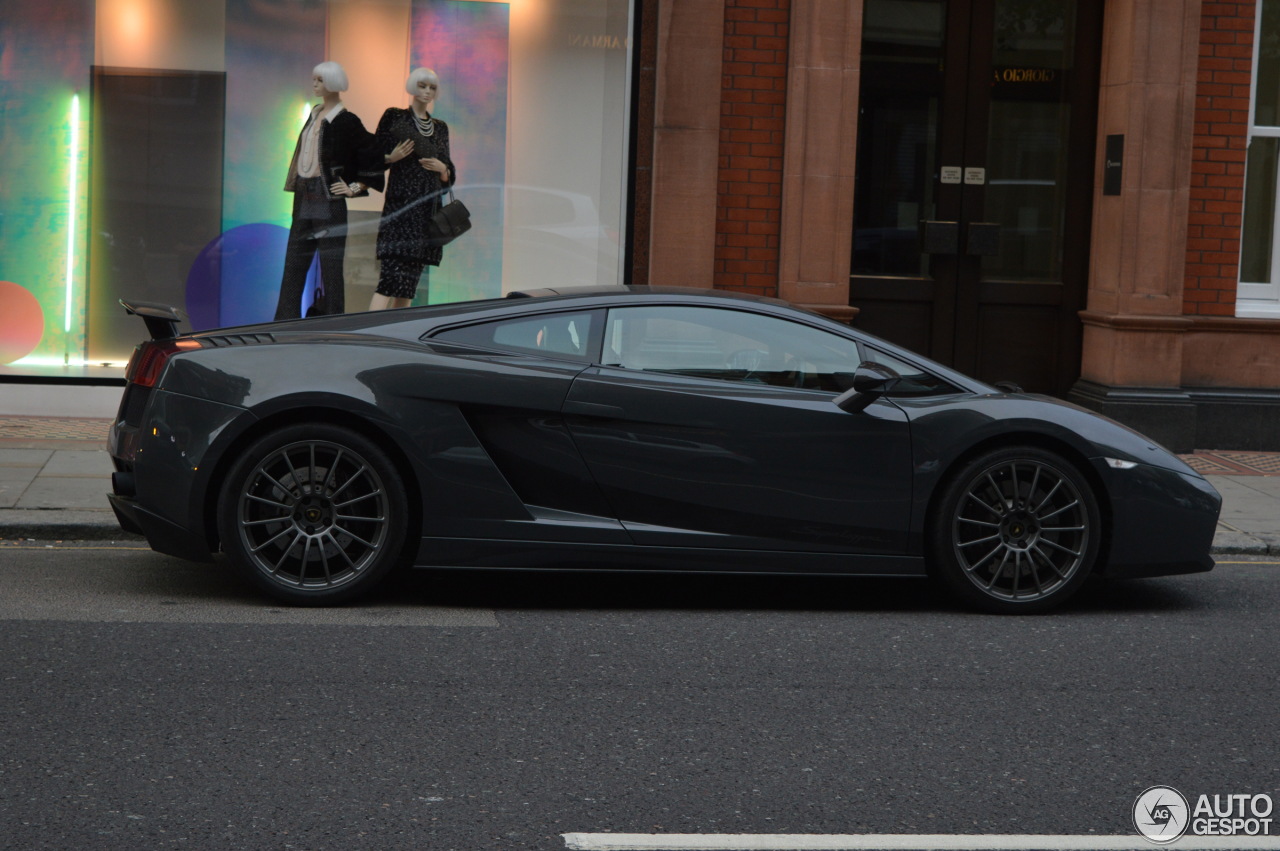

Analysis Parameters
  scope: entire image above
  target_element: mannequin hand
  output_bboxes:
[329,179,355,197]
[386,139,414,164]
[420,157,448,178]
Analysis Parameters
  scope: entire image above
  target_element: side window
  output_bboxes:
[433,310,598,361]
[602,306,861,392]
[862,347,958,396]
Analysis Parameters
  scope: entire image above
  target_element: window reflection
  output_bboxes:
[852,0,946,277]
[603,306,861,393]
[981,0,1075,283]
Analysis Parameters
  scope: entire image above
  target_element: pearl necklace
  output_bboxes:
[412,109,435,138]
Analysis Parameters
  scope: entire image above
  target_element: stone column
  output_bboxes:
[775,0,862,322]
[647,0,726,289]
[1067,0,1203,451]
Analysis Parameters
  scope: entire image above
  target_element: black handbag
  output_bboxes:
[426,190,471,246]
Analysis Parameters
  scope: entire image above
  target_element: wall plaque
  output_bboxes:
[1104,134,1124,196]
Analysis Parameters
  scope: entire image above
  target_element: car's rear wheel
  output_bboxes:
[929,446,1101,614]
[217,423,409,606]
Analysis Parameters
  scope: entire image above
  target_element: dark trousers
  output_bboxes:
[274,194,348,320]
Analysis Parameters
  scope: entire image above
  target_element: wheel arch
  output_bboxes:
[202,405,424,559]
[923,430,1112,575]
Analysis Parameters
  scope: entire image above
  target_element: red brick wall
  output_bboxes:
[713,0,790,297]
[1185,2,1256,316]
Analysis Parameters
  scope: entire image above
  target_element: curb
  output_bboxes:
[0,510,144,542]
[1211,533,1276,556]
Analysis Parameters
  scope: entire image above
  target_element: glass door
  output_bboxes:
[850,0,1103,396]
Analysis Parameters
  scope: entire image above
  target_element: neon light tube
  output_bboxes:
[65,94,79,333]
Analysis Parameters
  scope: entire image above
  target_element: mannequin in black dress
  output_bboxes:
[369,67,456,311]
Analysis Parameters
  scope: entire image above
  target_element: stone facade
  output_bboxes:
[633,0,1280,449]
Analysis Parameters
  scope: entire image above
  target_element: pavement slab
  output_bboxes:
[38,448,114,477]
[14,476,113,509]
[0,448,53,466]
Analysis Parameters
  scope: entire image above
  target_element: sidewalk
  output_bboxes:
[0,416,1277,554]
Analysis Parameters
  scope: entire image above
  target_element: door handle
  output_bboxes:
[918,220,959,254]
[563,400,624,418]
[967,222,1001,256]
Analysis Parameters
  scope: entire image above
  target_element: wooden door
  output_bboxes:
[849,0,1103,396]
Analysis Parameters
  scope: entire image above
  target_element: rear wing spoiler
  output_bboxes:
[120,300,186,340]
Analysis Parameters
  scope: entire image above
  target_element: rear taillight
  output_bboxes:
[126,339,201,387]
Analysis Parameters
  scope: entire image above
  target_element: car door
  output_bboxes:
[562,305,914,554]
[419,307,630,543]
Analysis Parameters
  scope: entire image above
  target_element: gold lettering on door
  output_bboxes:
[993,68,1057,84]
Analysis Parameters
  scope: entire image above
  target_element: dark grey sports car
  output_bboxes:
[107,287,1221,613]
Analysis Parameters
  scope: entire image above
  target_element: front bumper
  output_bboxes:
[108,493,214,562]
[1098,460,1221,579]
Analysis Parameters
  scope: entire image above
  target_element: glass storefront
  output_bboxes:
[0,0,635,367]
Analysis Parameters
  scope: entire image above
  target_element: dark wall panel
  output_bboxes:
[89,68,225,360]
[851,301,934,358]
[977,306,1059,391]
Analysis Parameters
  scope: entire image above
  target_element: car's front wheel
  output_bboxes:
[217,423,409,606]
[929,446,1101,614]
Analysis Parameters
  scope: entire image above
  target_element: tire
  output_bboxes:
[928,446,1102,614]
[217,423,410,606]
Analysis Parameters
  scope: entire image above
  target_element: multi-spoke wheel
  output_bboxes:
[929,446,1101,613]
[217,424,409,605]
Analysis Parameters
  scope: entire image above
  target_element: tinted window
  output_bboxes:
[862,347,958,396]
[435,311,597,361]
[602,306,861,392]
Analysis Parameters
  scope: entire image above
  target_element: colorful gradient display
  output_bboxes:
[222,0,326,234]
[2,0,511,347]
[0,281,46,364]
[411,0,510,306]
[0,0,93,363]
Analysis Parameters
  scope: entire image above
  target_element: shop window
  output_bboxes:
[1240,0,1280,317]
[0,0,635,369]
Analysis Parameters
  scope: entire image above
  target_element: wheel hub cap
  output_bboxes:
[1003,511,1038,549]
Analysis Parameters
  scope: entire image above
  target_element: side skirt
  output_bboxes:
[415,537,928,576]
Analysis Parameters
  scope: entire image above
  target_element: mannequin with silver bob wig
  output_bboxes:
[273,59,382,320]
[312,61,349,93]
[368,65,456,310]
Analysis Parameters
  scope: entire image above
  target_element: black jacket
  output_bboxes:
[285,108,385,198]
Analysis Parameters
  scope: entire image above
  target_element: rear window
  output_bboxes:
[433,310,599,362]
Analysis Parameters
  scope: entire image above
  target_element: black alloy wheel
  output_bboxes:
[929,446,1101,614]
[217,423,410,605]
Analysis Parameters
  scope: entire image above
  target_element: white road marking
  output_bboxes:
[562,836,1280,851]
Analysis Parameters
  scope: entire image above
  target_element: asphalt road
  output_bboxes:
[1,544,1278,850]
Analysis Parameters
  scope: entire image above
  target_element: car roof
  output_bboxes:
[504,284,791,309]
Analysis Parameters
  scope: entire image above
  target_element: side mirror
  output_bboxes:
[834,362,900,413]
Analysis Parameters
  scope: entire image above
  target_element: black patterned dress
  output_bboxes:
[373,108,456,299]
